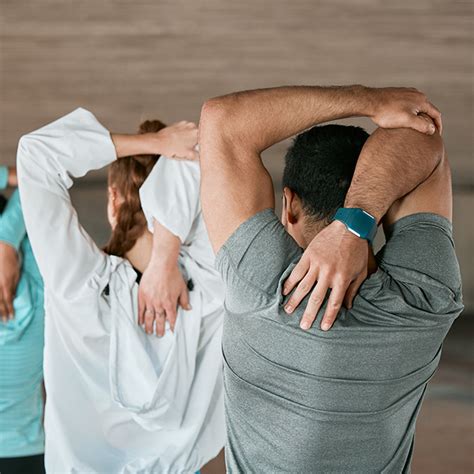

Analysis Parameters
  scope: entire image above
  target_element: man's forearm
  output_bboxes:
[344,127,444,223]
[202,85,372,153]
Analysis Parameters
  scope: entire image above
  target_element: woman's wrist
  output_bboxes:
[111,133,156,158]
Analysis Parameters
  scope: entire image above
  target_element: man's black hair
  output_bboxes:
[282,124,369,223]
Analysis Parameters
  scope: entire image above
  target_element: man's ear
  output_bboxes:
[283,187,302,225]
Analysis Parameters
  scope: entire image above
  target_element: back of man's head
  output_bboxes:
[282,124,369,225]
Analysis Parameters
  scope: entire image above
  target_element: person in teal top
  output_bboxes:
[0,165,45,474]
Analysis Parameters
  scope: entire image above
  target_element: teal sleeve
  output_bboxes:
[0,189,26,251]
[0,165,8,190]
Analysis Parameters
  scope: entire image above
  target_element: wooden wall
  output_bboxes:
[0,2,473,471]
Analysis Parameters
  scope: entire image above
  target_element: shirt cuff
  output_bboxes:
[0,166,8,190]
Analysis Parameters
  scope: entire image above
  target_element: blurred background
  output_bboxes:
[0,0,472,471]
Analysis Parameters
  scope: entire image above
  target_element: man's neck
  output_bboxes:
[125,231,153,273]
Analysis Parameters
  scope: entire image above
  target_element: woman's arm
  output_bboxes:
[111,121,199,160]
[0,190,26,320]
[138,220,190,336]
[17,110,199,298]
[17,109,117,296]
[138,157,200,336]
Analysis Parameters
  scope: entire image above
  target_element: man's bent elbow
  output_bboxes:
[375,127,444,173]
[199,97,240,164]
[201,97,230,130]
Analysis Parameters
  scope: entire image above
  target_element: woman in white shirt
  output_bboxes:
[17,108,225,474]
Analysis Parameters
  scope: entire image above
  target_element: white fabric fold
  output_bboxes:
[108,257,202,431]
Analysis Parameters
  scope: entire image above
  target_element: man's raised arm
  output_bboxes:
[283,125,444,331]
[199,85,441,253]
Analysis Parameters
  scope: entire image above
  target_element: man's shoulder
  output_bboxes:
[356,212,463,324]
[216,208,300,271]
[216,209,302,313]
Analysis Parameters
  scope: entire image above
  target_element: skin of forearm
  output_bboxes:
[344,128,443,222]
[201,85,373,154]
[148,220,181,269]
[111,133,155,158]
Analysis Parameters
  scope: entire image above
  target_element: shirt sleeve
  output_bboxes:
[361,212,464,319]
[215,209,302,313]
[17,108,116,297]
[0,190,26,251]
[139,157,200,243]
[0,166,8,190]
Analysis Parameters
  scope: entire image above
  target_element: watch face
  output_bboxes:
[334,208,377,243]
[361,209,376,220]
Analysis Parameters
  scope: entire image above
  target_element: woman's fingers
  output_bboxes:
[4,287,14,320]
[0,286,14,322]
[154,310,166,337]
[0,293,8,322]
[161,305,176,336]
[179,288,191,311]
[144,308,156,335]
[138,292,145,325]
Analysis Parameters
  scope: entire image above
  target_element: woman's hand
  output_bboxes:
[112,121,199,160]
[0,242,20,322]
[145,121,199,161]
[137,220,191,336]
[138,260,191,336]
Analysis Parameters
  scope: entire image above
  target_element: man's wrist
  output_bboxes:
[333,207,378,243]
[344,195,384,224]
[349,85,378,118]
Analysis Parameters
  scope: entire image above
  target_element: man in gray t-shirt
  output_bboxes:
[199,85,463,473]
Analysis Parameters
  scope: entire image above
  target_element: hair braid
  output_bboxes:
[103,119,166,257]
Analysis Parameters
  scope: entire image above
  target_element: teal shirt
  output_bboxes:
[0,167,45,457]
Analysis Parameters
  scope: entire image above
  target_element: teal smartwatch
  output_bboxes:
[333,208,377,244]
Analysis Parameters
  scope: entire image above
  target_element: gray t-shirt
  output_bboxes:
[216,210,463,474]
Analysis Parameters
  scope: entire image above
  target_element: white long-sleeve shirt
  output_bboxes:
[17,108,225,474]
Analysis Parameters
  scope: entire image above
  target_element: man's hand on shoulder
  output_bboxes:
[283,221,369,331]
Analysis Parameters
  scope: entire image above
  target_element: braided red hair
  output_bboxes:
[103,119,166,257]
